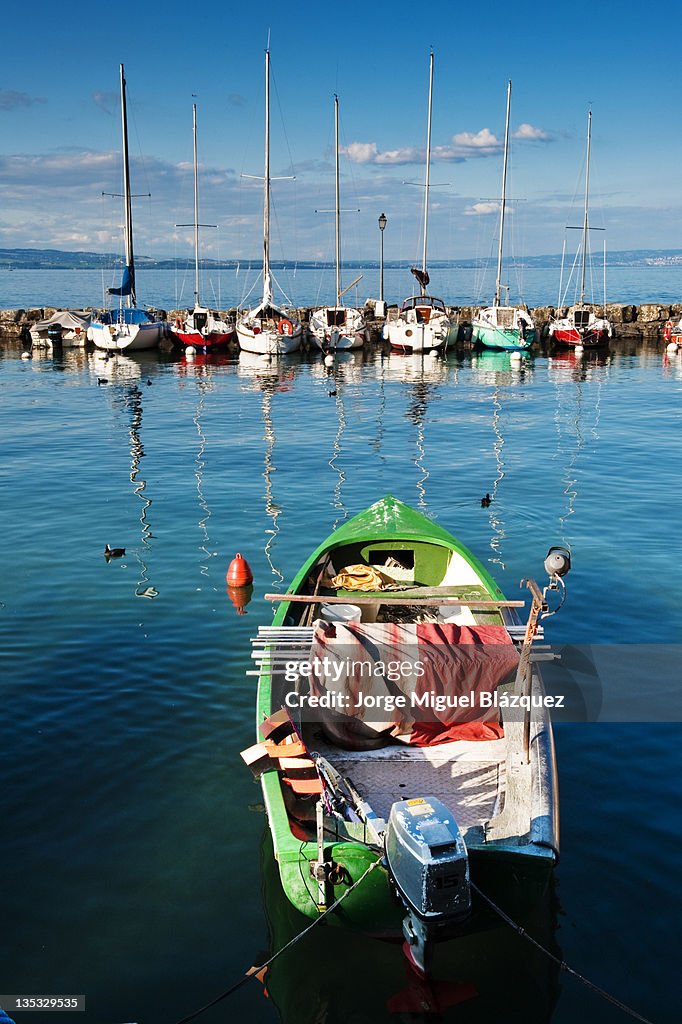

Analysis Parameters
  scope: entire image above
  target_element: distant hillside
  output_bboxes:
[2,247,682,271]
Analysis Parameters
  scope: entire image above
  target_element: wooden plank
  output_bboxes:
[264,592,525,608]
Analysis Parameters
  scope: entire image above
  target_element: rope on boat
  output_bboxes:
[171,858,381,1024]
[169,824,654,1024]
[470,882,655,1024]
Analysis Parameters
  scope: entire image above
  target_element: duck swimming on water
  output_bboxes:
[104,544,126,560]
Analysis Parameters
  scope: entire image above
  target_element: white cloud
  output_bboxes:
[342,141,422,165]
[513,122,552,141]
[464,201,500,216]
[342,142,380,164]
[451,128,500,153]
[342,129,502,166]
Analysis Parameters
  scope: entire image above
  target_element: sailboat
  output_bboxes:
[171,104,234,352]
[236,49,302,356]
[472,81,535,353]
[309,96,368,353]
[548,111,612,349]
[89,65,165,353]
[384,52,458,354]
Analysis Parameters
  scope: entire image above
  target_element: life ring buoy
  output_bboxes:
[663,320,673,342]
[278,318,294,337]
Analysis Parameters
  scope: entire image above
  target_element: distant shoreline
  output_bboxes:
[3,246,682,272]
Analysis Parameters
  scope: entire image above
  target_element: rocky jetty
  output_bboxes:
[2,301,682,346]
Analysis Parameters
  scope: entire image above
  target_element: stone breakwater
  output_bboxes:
[1,302,681,344]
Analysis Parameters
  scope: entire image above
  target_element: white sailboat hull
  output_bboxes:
[308,306,367,352]
[236,313,301,355]
[89,319,164,352]
[384,310,457,353]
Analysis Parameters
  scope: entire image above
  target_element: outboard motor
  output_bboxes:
[385,796,471,975]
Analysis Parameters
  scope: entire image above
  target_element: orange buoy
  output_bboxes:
[226,552,253,587]
[227,583,254,615]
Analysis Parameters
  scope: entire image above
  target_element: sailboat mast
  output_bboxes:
[192,103,200,307]
[263,48,272,307]
[421,51,434,295]
[580,110,592,305]
[119,63,135,308]
[495,80,511,307]
[335,95,341,307]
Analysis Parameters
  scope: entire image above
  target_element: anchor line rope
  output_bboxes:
[470,882,655,1024]
[171,858,381,1024]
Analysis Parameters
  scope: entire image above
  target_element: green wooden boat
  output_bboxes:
[249,495,568,972]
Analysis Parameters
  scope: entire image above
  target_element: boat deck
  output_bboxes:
[313,736,507,835]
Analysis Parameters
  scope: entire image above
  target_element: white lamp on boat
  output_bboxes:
[544,546,571,579]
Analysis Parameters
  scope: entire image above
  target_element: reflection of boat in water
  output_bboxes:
[382,351,451,509]
[547,347,611,379]
[94,354,158,598]
[470,349,534,385]
[548,350,610,536]
[259,827,560,1024]
[471,350,535,571]
[236,351,296,584]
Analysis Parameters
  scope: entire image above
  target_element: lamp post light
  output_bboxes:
[378,212,387,316]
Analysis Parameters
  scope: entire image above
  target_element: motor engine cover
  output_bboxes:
[385,796,471,922]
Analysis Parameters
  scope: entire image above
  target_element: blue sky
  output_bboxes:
[1,0,680,262]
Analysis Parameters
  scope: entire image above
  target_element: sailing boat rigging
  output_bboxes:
[472,81,535,352]
[89,65,165,353]
[236,48,302,356]
[309,95,368,353]
[548,111,612,349]
[383,51,458,354]
[171,104,234,352]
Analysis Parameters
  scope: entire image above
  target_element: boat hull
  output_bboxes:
[549,308,612,349]
[384,317,457,353]
[550,325,610,348]
[308,306,368,352]
[30,311,91,348]
[171,328,233,350]
[170,307,234,351]
[236,322,302,355]
[472,322,535,352]
[89,319,164,352]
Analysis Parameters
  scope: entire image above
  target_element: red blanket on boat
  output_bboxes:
[308,620,518,749]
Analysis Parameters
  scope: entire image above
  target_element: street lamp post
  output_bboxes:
[378,212,387,316]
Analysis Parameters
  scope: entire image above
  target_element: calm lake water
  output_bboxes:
[1,323,680,1023]
[3,263,682,311]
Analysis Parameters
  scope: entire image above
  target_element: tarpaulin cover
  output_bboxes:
[308,620,518,749]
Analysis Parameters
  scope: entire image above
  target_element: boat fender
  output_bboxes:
[278,318,294,336]
[663,320,673,342]
[175,317,183,330]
